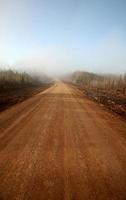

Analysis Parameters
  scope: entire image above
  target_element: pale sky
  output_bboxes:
[0,0,126,75]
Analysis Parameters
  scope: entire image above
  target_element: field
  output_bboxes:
[69,71,126,119]
[0,69,52,111]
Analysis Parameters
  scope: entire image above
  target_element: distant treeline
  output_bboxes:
[70,71,126,94]
[0,69,51,92]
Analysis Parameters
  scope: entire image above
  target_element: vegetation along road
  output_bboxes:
[0,82,126,200]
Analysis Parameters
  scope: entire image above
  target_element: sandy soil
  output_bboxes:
[0,82,126,200]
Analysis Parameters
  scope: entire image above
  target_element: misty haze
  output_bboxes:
[0,0,126,200]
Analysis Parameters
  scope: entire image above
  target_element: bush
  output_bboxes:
[71,71,126,94]
[0,69,42,92]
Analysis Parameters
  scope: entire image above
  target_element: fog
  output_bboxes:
[0,0,126,76]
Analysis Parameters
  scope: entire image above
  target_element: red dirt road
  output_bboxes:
[0,82,126,200]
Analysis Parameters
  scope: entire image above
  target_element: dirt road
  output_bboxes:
[0,82,126,200]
